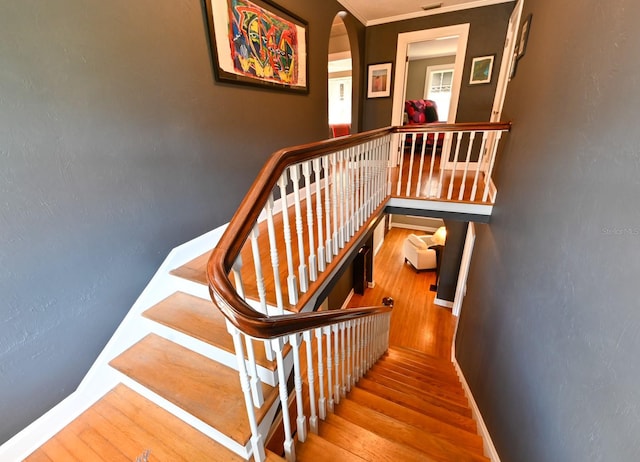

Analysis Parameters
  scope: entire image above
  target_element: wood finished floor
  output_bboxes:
[347,227,456,359]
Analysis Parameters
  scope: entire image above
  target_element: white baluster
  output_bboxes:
[340,322,347,397]
[405,134,417,196]
[227,321,265,462]
[426,135,439,198]
[244,337,264,407]
[416,136,428,197]
[458,131,476,201]
[354,145,362,228]
[330,152,339,256]
[333,323,340,404]
[471,131,490,201]
[303,161,318,280]
[265,196,285,314]
[249,224,274,361]
[325,325,334,412]
[277,176,298,305]
[337,150,346,248]
[313,158,326,272]
[289,333,307,443]
[438,132,453,199]
[396,133,407,195]
[386,137,394,197]
[231,256,244,299]
[304,330,319,433]
[322,156,333,264]
[290,164,309,293]
[447,131,463,200]
[482,131,504,202]
[346,320,352,392]
[348,147,356,237]
[316,327,326,420]
[272,337,295,462]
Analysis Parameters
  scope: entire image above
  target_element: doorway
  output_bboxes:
[390,24,470,163]
[328,14,352,136]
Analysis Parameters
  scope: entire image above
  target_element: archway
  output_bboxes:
[327,13,352,137]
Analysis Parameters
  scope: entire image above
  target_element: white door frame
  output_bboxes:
[390,24,470,164]
[490,0,524,121]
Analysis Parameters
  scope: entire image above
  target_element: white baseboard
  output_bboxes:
[434,297,453,308]
[452,358,501,462]
[340,289,355,310]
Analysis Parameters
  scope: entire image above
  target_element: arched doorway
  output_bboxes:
[328,13,352,137]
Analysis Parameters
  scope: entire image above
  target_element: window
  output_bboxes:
[424,65,454,122]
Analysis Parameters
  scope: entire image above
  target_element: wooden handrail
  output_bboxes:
[207,122,511,339]
[207,127,393,339]
[394,121,512,133]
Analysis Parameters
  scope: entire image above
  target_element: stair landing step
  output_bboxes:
[24,384,246,461]
[109,334,278,446]
[143,291,276,370]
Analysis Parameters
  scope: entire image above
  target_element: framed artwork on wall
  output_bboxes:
[516,14,533,60]
[203,0,309,93]
[367,62,393,98]
[469,55,495,85]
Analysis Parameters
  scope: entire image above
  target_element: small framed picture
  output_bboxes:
[367,62,393,98]
[516,14,532,60]
[469,55,495,85]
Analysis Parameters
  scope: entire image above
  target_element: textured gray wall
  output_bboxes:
[0,0,362,444]
[362,3,512,130]
[457,0,640,460]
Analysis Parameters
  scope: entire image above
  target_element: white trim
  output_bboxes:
[452,358,502,462]
[390,24,469,165]
[434,297,454,308]
[341,0,515,27]
[452,222,476,317]
[389,222,439,233]
[387,197,493,217]
[340,289,356,310]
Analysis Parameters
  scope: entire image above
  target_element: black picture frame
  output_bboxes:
[203,0,309,93]
[367,62,393,98]
[469,55,495,85]
[516,14,532,60]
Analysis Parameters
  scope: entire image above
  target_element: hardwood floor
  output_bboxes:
[347,227,456,360]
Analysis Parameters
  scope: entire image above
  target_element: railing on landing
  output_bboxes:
[206,122,510,461]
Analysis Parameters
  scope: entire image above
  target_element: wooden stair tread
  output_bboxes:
[142,291,276,370]
[387,346,456,369]
[320,414,436,462]
[24,384,246,461]
[378,355,461,383]
[335,398,488,462]
[296,433,367,461]
[169,251,210,285]
[356,377,476,432]
[364,370,471,415]
[109,334,278,445]
[369,363,468,404]
[347,387,483,452]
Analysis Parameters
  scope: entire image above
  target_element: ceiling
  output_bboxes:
[337,0,514,26]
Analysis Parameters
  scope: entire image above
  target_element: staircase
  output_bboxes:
[6,126,508,461]
[295,346,488,462]
[16,230,489,461]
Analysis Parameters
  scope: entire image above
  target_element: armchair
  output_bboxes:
[403,99,444,151]
[403,233,438,272]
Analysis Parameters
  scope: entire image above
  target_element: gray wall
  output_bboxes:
[363,3,512,130]
[0,0,363,444]
[405,56,455,102]
[456,1,640,460]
